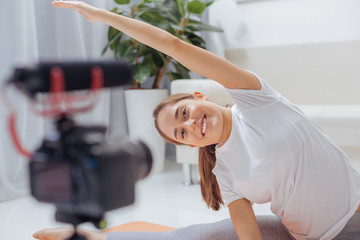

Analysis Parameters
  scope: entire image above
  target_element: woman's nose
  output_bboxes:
[183,118,196,131]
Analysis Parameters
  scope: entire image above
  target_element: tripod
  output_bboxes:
[67,225,87,240]
[56,210,106,240]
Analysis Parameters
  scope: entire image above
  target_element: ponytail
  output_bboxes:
[199,144,224,211]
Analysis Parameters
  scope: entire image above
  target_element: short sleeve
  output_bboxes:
[225,72,281,113]
[213,160,243,206]
[218,180,243,206]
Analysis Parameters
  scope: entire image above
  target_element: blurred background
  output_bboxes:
[0,0,359,239]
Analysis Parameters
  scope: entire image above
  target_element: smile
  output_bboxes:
[201,114,207,137]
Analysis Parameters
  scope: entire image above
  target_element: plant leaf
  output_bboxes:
[132,62,153,83]
[102,27,123,55]
[144,55,159,75]
[156,22,171,30]
[154,3,180,24]
[150,50,166,68]
[173,61,190,79]
[136,44,151,58]
[187,0,206,15]
[109,32,123,50]
[102,46,108,56]
[204,0,215,6]
[110,7,119,13]
[162,0,182,22]
[183,31,206,48]
[175,0,185,17]
[169,23,185,32]
[116,43,137,63]
[107,26,119,41]
[166,71,184,81]
[187,22,223,32]
[176,35,192,44]
[114,0,130,5]
[139,11,166,24]
[144,0,165,3]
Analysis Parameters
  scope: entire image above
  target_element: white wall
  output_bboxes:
[208,0,360,56]
[206,0,360,161]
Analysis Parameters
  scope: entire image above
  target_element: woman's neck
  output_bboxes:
[218,107,232,147]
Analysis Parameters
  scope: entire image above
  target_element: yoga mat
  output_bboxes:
[103,221,175,232]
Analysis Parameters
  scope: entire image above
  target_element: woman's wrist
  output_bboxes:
[95,8,109,23]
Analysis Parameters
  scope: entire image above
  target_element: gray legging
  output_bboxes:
[107,212,360,240]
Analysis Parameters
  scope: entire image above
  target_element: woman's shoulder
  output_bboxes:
[224,72,282,112]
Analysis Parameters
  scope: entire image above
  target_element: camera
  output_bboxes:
[5,61,153,238]
[30,116,152,227]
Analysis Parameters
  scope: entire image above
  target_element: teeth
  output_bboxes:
[202,117,206,135]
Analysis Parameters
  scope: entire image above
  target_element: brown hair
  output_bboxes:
[199,145,224,210]
[153,94,224,211]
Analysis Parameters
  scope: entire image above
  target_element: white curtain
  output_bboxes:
[0,0,127,202]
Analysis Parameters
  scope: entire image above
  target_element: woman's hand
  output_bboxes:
[33,227,107,240]
[52,1,101,23]
[33,227,74,240]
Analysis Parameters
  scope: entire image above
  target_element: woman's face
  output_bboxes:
[157,95,228,147]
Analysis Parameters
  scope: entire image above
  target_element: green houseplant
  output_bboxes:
[102,0,222,174]
[102,0,223,88]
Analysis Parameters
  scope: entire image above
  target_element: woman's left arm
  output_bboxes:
[52,1,260,90]
[169,39,261,90]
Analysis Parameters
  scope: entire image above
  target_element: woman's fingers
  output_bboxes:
[32,228,73,240]
[32,232,39,239]
[33,229,49,239]
[52,1,82,9]
[32,229,45,239]
[52,1,90,9]
[52,1,100,23]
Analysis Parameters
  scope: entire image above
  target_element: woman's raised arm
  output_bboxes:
[52,1,260,90]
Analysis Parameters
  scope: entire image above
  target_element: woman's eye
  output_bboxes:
[182,107,187,119]
[181,129,185,139]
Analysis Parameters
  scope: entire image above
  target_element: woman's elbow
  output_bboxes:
[164,35,183,56]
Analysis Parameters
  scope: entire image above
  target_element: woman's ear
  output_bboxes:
[193,91,208,101]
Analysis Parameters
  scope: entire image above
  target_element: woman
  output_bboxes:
[34,1,360,239]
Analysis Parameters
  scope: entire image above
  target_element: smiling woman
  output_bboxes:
[154,92,232,148]
[33,1,360,240]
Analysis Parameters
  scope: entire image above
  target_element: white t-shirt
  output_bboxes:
[212,73,360,240]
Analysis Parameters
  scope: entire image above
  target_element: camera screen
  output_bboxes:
[31,162,72,203]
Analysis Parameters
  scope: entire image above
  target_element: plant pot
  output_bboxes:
[125,89,168,174]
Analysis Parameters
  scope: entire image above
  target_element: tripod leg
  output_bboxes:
[66,225,87,240]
